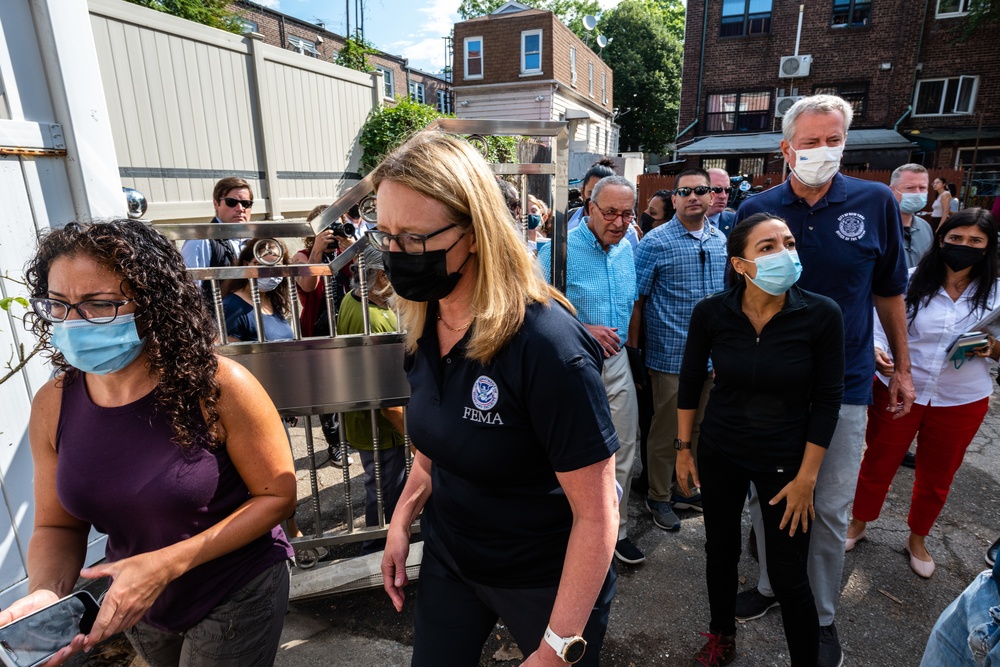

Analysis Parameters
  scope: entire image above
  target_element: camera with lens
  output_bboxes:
[327,220,356,239]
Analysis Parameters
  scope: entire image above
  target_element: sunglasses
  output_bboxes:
[675,186,712,197]
[710,187,726,194]
[220,197,254,209]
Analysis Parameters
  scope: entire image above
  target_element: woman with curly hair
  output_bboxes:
[0,220,296,666]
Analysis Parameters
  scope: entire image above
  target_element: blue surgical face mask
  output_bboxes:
[741,248,802,295]
[50,313,146,375]
[896,191,927,214]
[257,276,282,292]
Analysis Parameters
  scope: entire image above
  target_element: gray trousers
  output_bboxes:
[748,403,868,627]
[602,349,639,540]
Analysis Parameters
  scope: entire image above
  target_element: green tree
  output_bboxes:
[958,0,1000,40]
[457,0,600,40]
[123,0,242,33]
[335,37,377,72]
[598,0,684,154]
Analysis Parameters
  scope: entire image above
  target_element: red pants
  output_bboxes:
[852,380,989,536]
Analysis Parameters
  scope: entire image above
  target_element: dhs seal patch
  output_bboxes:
[836,212,866,242]
[472,376,499,410]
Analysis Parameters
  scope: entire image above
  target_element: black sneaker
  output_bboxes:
[689,631,736,666]
[614,537,646,565]
[901,450,916,469]
[817,623,843,667]
[671,490,704,512]
[734,588,779,622]
[327,444,354,468]
[645,498,681,531]
[986,536,1000,567]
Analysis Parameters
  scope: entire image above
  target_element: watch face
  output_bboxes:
[565,640,586,663]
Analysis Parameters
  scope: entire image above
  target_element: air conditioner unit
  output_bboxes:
[775,95,804,118]
[779,55,812,79]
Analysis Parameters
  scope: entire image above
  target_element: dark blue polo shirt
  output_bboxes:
[736,173,906,405]
[405,300,619,588]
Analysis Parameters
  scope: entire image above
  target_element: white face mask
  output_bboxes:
[791,145,844,187]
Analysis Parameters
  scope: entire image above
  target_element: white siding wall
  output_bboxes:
[454,85,552,122]
[552,90,613,155]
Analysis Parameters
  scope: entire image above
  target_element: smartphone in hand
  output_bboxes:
[0,591,100,667]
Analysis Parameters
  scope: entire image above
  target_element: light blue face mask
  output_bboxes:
[742,248,803,296]
[50,313,146,375]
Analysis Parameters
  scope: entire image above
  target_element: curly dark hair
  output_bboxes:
[24,220,222,449]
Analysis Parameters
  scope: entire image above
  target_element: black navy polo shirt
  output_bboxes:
[736,173,907,405]
[406,300,619,588]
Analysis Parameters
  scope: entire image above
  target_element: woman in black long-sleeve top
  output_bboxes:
[675,213,845,667]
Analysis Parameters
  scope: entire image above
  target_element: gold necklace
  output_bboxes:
[437,313,474,332]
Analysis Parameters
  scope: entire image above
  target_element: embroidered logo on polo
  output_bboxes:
[464,375,504,425]
[836,212,866,242]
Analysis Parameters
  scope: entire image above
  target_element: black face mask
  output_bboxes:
[940,242,986,272]
[382,235,470,302]
[640,212,655,230]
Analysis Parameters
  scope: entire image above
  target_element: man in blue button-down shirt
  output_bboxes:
[627,169,727,533]
[538,174,643,565]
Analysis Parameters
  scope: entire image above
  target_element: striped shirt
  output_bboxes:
[635,217,727,373]
[538,221,637,347]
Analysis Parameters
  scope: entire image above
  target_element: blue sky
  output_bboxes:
[257,0,625,74]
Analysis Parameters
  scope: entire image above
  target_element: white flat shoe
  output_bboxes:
[905,546,936,579]
[845,527,867,552]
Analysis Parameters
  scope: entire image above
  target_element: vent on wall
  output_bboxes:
[775,96,804,118]
[778,55,812,79]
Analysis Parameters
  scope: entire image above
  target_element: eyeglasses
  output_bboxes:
[709,187,726,194]
[220,197,253,209]
[674,186,712,197]
[367,223,459,255]
[30,297,134,324]
[591,201,636,224]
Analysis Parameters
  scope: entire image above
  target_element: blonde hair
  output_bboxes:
[527,194,549,220]
[372,133,573,364]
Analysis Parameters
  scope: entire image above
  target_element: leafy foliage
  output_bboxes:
[458,0,600,40]
[599,0,684,153]
[956,0,1000,41]
[123,0,242,33]
[335,37,378,72]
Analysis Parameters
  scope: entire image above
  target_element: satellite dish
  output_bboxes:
[596,34,608,48]
[583,14,597,31]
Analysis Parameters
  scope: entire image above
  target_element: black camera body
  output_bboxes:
[328,221,356,239]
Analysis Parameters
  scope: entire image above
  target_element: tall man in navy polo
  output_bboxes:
[627,169,727,533]
[538,175,643,565]
[733,94,915,667]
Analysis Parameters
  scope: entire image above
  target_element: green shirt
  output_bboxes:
[335,292,404,451]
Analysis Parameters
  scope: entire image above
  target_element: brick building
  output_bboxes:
[675,0,998,203]
[231,1,452,113]
[452,1,617,155]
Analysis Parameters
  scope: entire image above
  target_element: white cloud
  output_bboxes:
[256,0,281,8]
[416,0,461,36]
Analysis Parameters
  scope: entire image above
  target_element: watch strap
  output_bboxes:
[543,625,587,663]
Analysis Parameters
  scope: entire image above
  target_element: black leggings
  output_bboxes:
[699,443,818,666]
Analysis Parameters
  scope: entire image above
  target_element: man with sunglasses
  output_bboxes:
[628,168,726,533]
[707,168,737,237]
[181,177,254,302]
[538,175,644,565]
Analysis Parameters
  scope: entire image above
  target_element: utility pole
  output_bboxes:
[345,0,350,42]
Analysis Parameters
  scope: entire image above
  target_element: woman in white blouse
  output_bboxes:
[846,208,999,578]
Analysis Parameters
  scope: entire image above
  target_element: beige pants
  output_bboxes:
[602,349,638,540]
[646,370,712,503]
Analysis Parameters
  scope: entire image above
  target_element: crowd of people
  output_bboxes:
[2,92,998,667]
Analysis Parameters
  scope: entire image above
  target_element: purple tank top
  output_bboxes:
[54,373,292,633]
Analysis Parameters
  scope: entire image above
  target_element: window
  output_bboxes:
[602,72,607,104]
[375,67,394,99]
[832,0,871,27]
[813,82,868,119]
[464,37,483,80]
[437,89,451,114]
[739,157,766,174]
[702,158,727,171]
[570,47,577,86]
[521,30,542,74]
[288,35,320,58]
[588,62,594,96]
[409,82,426,104]
[705,91,771,132]
[914,76,978,116]
[720,0,773,37]
[236,18,258,34]
[936,0,971,17]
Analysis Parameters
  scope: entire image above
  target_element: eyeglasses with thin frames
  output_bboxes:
[30,297,135,324]
[367,223,460,255]
[590,201,636,224]
[220,197,254,209]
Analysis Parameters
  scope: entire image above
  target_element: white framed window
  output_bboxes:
[288,35,320,58]
[588,62,594,96]
[521,29,542,74]
[409,81,426,104]
[464,36,483,80]
[936,0,971,17]
[236,18,258,34]
[570,47,577,87]
[602,71,607,104]
[375,67,394,99]
[914,75,978,116]
[437,89,451,114]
